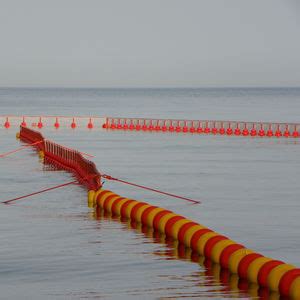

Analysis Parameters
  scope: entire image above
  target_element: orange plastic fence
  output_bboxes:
[19,126,101,190]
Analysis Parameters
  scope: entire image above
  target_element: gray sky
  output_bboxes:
[0,0,299,87]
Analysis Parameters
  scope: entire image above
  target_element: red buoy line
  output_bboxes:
[1,115,300,139]
[2,126,300,298]
[104,117,300,138]
[2,181,78,204]
[0,115,105,130]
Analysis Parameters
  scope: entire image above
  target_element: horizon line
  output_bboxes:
[1,85,300,89]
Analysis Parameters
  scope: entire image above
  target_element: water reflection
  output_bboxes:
[89,206,284,300]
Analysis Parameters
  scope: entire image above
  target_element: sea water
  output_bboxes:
[0,87,300,299]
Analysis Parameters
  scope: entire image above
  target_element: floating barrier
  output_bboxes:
[14,127,300,298]
[91,189,300,299]
[2,115,300,139]
[95,209,268,298]
[19,126,101,191]
[0,115,105,129]
[104,117,300,138]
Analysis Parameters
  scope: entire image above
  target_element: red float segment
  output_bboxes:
[153,210,172,230]
[141,206,158,225]
[177,222,198,244]
[237,253,263,279]
[130,202,147,219]
[190,228,213,252]
[279,268,300,297]
[165,216,185,237]
[219,244,245,269]
[257,260,284,287]
[120,199,136,218]
[204,235,228,259]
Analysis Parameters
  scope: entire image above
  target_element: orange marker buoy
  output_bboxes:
[54,117,60,129]
[21,116,27,127]
[37,117,43,129]
[87,118,94,129]
[4,117,10,128]
[242,124,249,136]
[226,123,233,135]
[234,124,241,136]
[219,123,225,135]
[71,118,77,129]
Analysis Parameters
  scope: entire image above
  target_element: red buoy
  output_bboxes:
[226,127,233,135]
[4,117,10,129]
[211,123,217,135]
[242,124,249,136]
[169,122,174,132]
[37,117,43,129]
[54,117,60,129]
[129,121,134,130]
[21,117,27,127]
[117,119,122,129]
[234,124,241,136]
[87,118,94,129]
[258,124,265,136]
[136,121,141,131]
[148,121,154,131]
[219,123,225,135]
[292,130,299,138]
[123,121,128,130]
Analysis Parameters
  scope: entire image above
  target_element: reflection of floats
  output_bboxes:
[89,190,299,299]
[92,206,281,300]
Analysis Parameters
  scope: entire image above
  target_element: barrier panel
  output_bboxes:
[104,117,300,138]
[91,189,300,299]
[19,126,101,191]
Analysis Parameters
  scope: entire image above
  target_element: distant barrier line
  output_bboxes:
[13,127,300,298]
[1,115,299,138]
[104,117,300,138]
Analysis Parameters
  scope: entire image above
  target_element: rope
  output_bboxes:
[0,140,43,158]
[102,174,200,204]
[1,180,78,204]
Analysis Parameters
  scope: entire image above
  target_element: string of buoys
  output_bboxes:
[104,117,300,138]
[0,115,105,130]
[1,115,300,139]
[88,189,300,299]
[94,208,268,299]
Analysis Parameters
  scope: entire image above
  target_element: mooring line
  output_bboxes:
[102,174,200,204]
[1,180,78,204]
[0,140,43,158]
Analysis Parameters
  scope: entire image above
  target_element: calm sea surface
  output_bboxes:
[0,88,300,299]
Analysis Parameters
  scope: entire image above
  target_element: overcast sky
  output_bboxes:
[0,0,299,87]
